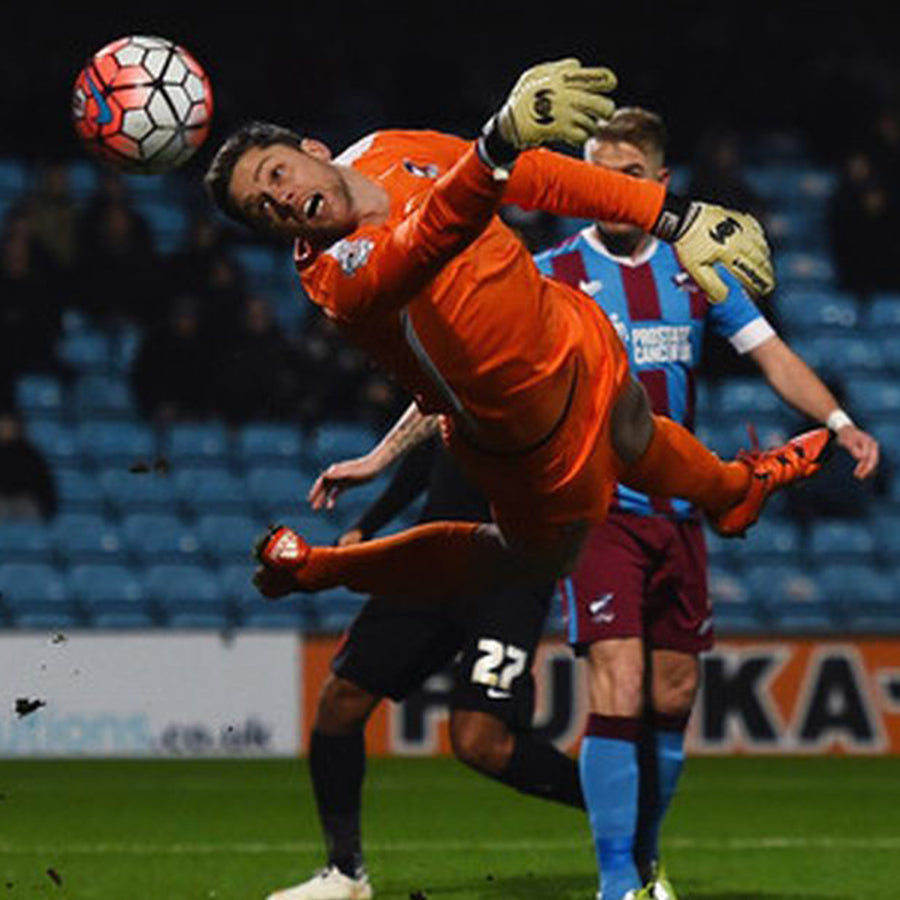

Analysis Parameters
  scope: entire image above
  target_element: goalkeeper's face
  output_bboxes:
[588,139,668,244]
[229,140,355,244]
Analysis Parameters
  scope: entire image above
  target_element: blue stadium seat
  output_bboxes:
[708,565,750,605]
[0,562,68,608]
[733,519,802,563]
[68,563,146,619]
[51,513,123,563]
[817,564,894,607]
[57,331,112,373]
[235,423,306,467]
[55,467,103,514]
[767,603,837,635]
[173,466,250,514]
[0,159,28,195]
[163,422,232,465]
[76,421,157,465]
[775,252,836,288]
[99,468,178,514]
[144,563,222,619]
[195,513,262,563]
[794,335,884,379]
[72,374,136,418]
[717,378,784,419]
[13,607,81,629]
[311,423,377,466]
[28,421,81,466]
[91,609,157,629]
[0,521,54,562]
[844,378,900,418]
[241,604,311,629]
[15,375,65,420]
[744,563,823,606]
[865,293,900,330]
[66,160,99,200]
[121,512,200,563]
[776,289,859,334]
[808,520,876,564]
[870,514,900,565]
[218,562,258,608]
[168,610,231,629]
[133,199,188,253]
[703,528,735,567]
[245,465,311,514]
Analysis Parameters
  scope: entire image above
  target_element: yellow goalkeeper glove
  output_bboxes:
[496,58,617,149]
[653,200,774,303]
[480,59,616,173]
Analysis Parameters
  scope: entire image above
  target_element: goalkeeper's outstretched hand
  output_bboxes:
[655,201,774,303]
[495,58,617,150]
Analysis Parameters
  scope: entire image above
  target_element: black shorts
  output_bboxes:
[332,579,554,732]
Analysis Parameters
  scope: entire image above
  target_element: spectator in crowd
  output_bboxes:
[829,149,900,296]
[0,411,56,520]
[14,162,80,293]
[687,128,767,223]
[0,216,64,399]
[218,294,309,423]
[131,295,224,422]
[76,175,165,327]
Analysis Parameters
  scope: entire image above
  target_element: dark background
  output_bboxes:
[6,4,899,170]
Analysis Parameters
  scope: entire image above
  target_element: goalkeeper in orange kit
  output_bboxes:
[204,59,830,606]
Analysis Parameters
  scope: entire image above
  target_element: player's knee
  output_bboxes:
[315,675,379,735]
[654,662,699,717]
[611,378,654,466]
[449,711,514,775]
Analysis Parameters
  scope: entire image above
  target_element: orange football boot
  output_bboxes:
[710,427,833,537]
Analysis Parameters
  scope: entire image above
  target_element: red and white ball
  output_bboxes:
[72,35,213,174]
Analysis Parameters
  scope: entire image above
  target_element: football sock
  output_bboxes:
[580,714,642,900]
[496,733,585,809]
[635,713,688,875]
[620,415,751,517]
[309,729,366,877]
[296,521,496,599]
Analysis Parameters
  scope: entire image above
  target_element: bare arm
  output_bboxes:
[308,402,441,510]
[749,335,880,479]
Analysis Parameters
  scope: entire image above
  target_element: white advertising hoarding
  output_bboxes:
[0,632,300,757]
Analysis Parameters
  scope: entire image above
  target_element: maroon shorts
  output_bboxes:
[560,510,714,655]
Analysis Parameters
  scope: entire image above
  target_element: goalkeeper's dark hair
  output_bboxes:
[590,107,668,161]
[204,121,305,226]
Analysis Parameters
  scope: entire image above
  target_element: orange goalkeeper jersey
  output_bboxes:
[297,130,664,455]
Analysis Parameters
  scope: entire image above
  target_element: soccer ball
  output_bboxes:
[72,35,213,175]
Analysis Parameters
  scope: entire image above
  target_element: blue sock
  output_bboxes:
[635,726,686,872]
[580,715,641,899]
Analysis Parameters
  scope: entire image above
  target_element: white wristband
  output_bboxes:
[826,409,854,432]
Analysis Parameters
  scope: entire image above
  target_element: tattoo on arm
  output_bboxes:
[374,403,440,465]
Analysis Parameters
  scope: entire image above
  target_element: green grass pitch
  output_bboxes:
[1,756,899,899]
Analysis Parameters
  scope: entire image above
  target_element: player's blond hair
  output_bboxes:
[585,107,667,164]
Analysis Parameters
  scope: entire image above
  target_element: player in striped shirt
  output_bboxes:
[534,108,879,900]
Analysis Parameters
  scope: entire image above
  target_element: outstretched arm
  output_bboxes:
[750,335,880,479]
[308,402,441,510]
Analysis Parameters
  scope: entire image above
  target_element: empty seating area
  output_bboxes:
[1,148,899,635]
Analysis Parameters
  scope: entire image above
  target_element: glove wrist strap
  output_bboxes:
[478,115,520,179]
[651,193,698,242]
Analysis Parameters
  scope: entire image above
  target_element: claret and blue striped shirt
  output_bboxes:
[534,226,775,519]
